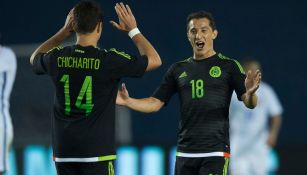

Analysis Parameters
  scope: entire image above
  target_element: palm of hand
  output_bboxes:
[118,19,130,32]
[245,70,261,94]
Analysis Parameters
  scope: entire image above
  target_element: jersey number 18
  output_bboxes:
[190,79,204,99]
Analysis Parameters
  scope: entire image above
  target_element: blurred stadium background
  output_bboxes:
[1,0,307,174]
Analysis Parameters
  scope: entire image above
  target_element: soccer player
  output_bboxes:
[30,1,161,175]
[116,11,261,175]
[229,59,283,175]
[0,44,17,175]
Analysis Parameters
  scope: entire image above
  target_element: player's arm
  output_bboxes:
[30,9,74,65]
[241,70,262,109]
[267,114,282,147]
[116,83,164,113]
[110,3,161,71]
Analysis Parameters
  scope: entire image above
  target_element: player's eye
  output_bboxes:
[190,29,197,34]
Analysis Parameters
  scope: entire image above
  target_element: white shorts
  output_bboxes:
[230,144,269,175]
[0,118,13,173]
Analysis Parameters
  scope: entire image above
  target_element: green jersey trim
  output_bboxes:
[108,161,115,175]
[109,48,132,60]
[47,46,63,53]
[217,53,245,74]
[176,57,192,64]
[223,158,229,175]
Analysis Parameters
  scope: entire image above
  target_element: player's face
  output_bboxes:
[187,18,218,58]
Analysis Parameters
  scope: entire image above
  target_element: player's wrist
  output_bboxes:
[126,97,133,105]
[128,27,141,38]
[245,90,256,97]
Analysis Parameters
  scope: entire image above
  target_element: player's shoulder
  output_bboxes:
[105,48,132,60]
[0,46,15,57]
[167,57,191,72]
[172,57,192,67]
[216,53,238,63]
[217,53,244,73]
[0,46,16,66]
[50,45,64,51]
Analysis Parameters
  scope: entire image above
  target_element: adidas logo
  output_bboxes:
[179,71,188,78]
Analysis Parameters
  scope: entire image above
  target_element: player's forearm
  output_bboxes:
[30,28,71,64]
[269,115,282,138]
[242,92,258,109]
[125,97,163,113]
[131,33,162,71]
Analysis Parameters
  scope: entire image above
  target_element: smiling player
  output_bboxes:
[116,11,262,175]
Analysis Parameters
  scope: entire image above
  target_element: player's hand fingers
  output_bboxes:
[68,8,74,15]
[114,5,124,20]
[121,83,126,91]
[115,3,126,18]
[109,21,121,29]
[246,70,252,79]
[119,2,129,16]
[126,4,133,15]
[253,69,260,79]
[122,83,130,96]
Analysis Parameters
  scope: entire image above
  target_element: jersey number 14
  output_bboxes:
[60,74,94,116]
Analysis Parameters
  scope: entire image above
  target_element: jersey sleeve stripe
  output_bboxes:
[217,53,245,74]
[108,48,132,60]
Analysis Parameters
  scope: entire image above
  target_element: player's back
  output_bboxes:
[52,45,117,119]
[33,44,148,158]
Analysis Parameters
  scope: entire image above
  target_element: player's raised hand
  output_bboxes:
[62,8,75,34]
[245,69,262,95]
[110,2,137,32]
[116,83,130,106]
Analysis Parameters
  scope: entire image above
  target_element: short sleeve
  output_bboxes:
[152,65,177,105]
[265,85,283,117]
[105,48,148,79]
[32,47,59,75]
[230,60,246,101]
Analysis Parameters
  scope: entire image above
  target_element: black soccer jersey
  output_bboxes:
[32,45,148,161]
[153,53,246,154]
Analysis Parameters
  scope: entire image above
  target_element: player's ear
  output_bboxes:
[212,30,218,40]
[96,22,102,33]
[72,21,77,32]
[187,32,191,42]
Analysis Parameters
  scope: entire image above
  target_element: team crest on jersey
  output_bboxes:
[209,66,221,78]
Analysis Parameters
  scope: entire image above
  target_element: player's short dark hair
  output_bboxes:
[73,0,103,34]
[242,58,262,71]
[187,11,216,31]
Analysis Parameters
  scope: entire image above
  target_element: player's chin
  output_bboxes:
[194,48,206,55]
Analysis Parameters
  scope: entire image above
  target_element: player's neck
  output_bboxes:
[193,49,216,60]
[76,34,98,47]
